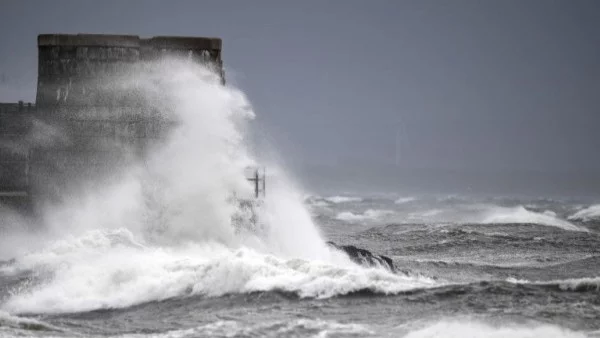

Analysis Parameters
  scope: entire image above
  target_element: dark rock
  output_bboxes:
[327,241,396,272]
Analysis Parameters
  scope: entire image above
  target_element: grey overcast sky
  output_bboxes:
[1,0,599,194]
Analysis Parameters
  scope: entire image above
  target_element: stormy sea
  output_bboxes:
[1,60,600,337]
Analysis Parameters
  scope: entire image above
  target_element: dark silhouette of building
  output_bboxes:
[0,34,224,213]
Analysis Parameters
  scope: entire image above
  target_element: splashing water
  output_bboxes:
[0,59,434,314]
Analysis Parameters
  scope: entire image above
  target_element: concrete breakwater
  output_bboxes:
[0,34,224,212]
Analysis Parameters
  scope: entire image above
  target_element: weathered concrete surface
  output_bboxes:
[0,102,34,210]
[2,34,224,210]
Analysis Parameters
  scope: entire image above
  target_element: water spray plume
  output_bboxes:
[0,58,432,315]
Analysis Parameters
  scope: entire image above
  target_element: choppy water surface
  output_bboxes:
[1,60,599,337]
[1,194,599,338]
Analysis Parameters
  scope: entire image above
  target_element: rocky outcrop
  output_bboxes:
[327,241,396,272]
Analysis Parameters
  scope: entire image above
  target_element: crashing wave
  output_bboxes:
[114,319,373,338]
[395,197,416,204]
[0,310,61,333]
[568,204,600,222]
[324,196,363,204]
[0,229,436,314]
[0,60,435,316]
[402,320,586,338]
[481,205,587,232]
[507,276,600,292]
[335,209,394,222]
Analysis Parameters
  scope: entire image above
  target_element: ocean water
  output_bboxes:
[1,60,600,337]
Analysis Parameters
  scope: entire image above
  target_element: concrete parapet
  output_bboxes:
[38,34,140,47]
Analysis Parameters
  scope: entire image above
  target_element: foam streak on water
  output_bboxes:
[403,321,586,338]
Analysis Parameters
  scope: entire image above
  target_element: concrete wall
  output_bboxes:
[0,102,34,210]
[30,34,224,206]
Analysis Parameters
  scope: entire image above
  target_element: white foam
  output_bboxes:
[303,195,330,208]
[555,277,600,291]
[2,229,435,314]
[0,310,61,333]
[481,206,586,232]
[420,209,444,217]
[309,200,330,208]
[395,197,416,204]
[0,60,435,315]
[507,276,600,291]
[335,209,394,222]
[403,320,586,338]
[568,204,600,221]
[324,196,362,204]
[118,319,372,338]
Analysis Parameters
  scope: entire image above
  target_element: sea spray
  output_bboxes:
[1,58,434,314]
[257,169,343,261]
[402,320,586,338]
[132,59,256,246]
[569,204,600,222]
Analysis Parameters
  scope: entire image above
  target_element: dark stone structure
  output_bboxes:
[0,102,34,210]
[1,34,224,212]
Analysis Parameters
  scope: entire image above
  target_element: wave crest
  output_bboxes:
[335,209,394,222]
[324,196,363,204]
[117,319,372,338]
[1,230,436,314]
[481,206,586,232]
[569,204,600,222]
[403,320,586,338]
[507,276,600,292]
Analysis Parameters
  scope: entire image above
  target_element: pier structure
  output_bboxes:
[0,34,224,211]
[0,102,34,209]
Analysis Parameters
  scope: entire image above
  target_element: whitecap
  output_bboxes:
[403,320,586,338]
[324,196,363,204]
[1,230,435,314]
[507,276,600,292]
[568,204,600,221]
[335,209,394,222]
[395,197,416,204]
[118,319,373,338]
[481,206,586,232]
